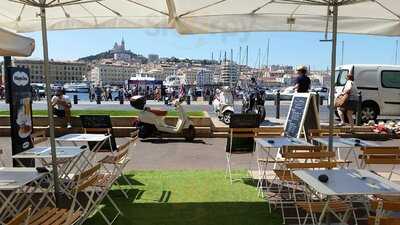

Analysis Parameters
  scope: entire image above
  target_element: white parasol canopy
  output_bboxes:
[0,0,399,36]
[0,28,34,56]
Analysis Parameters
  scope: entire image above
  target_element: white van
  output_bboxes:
[335,64,400,122]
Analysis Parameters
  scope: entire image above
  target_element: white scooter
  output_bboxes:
[130,96,195,141]
[213,87,235,124]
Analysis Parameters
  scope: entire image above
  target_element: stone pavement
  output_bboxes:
[0,137,254,171]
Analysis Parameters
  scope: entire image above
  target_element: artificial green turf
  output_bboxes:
[84,170,281,225]
[0,110,205,117]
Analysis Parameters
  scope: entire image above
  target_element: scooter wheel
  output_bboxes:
[222,111,233,124]
[138,123,154,138]
[184,125,195,142]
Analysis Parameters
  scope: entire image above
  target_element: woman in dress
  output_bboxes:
[337,73,358,129]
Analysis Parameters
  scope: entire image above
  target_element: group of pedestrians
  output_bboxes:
[293,65,357,129]
[90,86,114,102]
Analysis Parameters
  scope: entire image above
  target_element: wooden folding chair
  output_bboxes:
[98,140,134,199]
[369,198,400,225]
[359,146,400,180]
[291,158,356,225]
[5,207,30,225]
[67,163,122,225]
[272,146,339,225]
[28,165,102,225]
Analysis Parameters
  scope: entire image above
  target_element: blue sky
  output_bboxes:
[23,29,400,70]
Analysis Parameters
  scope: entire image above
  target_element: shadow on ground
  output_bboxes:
[84,171,281,225]
[87,194,280,225]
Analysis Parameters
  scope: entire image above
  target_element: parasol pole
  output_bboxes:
[40,5,61,206]
[328,1,338,154]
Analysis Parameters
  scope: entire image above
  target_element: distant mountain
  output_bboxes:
[78,51,113,62]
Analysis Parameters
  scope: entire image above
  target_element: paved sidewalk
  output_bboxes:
[0,137,255,171]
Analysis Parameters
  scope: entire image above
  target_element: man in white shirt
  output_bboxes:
[51,89,72,128]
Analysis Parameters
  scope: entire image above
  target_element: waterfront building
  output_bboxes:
[12,59,88,84]
[219,61,238,87]
[196,68,213,86]
[145,68,164,81]
[90,63,138,86]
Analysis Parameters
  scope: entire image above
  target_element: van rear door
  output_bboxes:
[378,67,400,115]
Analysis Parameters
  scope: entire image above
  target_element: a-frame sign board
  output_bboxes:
[284,93,320,139]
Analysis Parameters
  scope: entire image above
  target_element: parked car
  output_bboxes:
[280,86,295,100]
[311,87,329,100]
[335,64,400,122]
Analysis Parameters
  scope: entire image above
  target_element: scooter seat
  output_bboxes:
[148,108,168,116]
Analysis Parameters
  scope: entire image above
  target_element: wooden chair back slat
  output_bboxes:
[77,174,99,192]
[361,147,400,166]
[283,151,336,159]
[309,129,342,137]
[286,161,337,169]
[365,159,400,165]
[369,199,400,225]
[368,217,400,225]
[115,147,130,163]
[283,145,325,152]
[118,141,130,152]
[130,130,139,143]
[230,128,258,138]
[362,147,400,155]
[6,207,30,225]
[74,164,101,182]
[273,170,301,182]
[370,199,400,211]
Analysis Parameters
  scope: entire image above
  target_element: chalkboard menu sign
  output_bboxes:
[284,93,320,138]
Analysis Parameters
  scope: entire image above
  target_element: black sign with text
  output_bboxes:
[284,96,307,138]
[6,67,34,166]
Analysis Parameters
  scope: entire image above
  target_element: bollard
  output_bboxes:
[186,95,191,105]
[73,95,78,104]
[315,91,320,112]
[356,91,363,126]
[275,90,280,119]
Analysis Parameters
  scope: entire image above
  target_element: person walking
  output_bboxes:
[337,72,357,129]
[107,88,113,101]
[90,87,95,102]
[294,65,311,93]
[95,86,103,104]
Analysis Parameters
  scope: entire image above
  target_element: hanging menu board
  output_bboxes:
[284,93,320,138]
